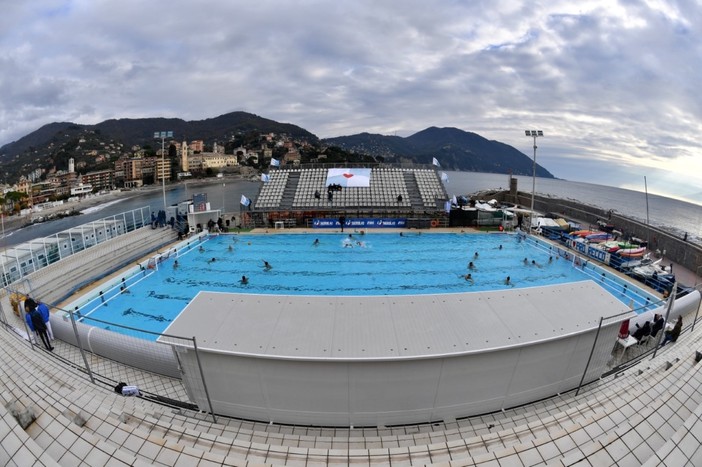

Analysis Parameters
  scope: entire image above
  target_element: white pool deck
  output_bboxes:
[163,282,630,359]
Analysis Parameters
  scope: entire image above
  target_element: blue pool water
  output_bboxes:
[75,233,658,337]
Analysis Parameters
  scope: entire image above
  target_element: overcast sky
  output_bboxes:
[1,1,701,203]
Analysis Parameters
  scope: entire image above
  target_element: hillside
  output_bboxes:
[92,112,318,148]
[0,112,317,160]
[0,112,554,184]
[0,112,319,183]
[323,127,554,177]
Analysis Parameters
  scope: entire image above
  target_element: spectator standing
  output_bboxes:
[36,299,54,340]
[25,301,53,351]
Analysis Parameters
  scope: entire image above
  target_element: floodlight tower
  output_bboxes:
[524,130,544,231]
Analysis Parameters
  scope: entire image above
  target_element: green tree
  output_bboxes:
[5,191,27,213]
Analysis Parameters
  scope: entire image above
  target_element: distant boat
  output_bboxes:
[571,229,597,237]
[617,242,643,251]
[630,259,666,278]
[618,246,647,258]
[602,240,621,253]
[585,231,614,243]
[617,254,653,271]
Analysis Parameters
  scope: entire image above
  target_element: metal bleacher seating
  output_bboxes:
[254,170,289,209]
[414,168,445,208]
[287,167,443,209]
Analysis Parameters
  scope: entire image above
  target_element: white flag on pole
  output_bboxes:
[240,194,251,206]
[441,172,449,183]
[270,158,280,167]
[432,157,441,167]
[261,173,270,182]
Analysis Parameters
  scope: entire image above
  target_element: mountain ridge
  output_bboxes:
[0,111,554,183]
[324,126,553,177]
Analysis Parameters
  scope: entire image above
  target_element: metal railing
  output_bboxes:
[0,207,151,287]
[1,291,217,423]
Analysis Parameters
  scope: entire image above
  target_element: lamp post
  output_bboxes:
[524,130,544,231]
[154,131,173,209]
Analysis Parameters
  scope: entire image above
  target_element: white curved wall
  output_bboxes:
[175,324,620,426]
[628,289,700,330]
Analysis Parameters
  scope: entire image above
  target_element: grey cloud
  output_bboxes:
[1,1,702,201]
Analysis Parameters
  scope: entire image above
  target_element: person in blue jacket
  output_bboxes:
[36,299,54,340]
[24,299,53,351]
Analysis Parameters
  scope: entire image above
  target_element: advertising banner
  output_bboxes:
[325,168,371,187]
[312,218,407,229]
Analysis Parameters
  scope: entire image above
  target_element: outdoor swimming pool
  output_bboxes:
[72,232,659,338]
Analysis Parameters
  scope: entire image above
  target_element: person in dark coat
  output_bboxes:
[650,314,665,338]
[661,316,683,346]
[25,301,53,351]
[631,321,651,342]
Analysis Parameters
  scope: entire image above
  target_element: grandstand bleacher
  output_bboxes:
[255,166,446,211]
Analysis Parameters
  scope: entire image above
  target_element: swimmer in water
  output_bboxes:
[173,260,179,268]
[263,260,272,270]
[505,276,512,286]
[464,273,474,284]
[474,251,479,259]
[208,257,216,264]
[240,275,248,285]
[313,238,320,246]
[468,261,475,270]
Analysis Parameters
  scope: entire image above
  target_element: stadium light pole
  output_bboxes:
[154,131,173,209]
[524,130,544,231]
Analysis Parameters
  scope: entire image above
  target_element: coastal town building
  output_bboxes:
[155,158,171,183]
[189,140,204,153]
[178,140,239,173]
[114,156,149,188]
[80,169,114,191]
[15,176,31,197]
[180,141,189,172]
[46,171,78,190]
[184,152,238,172]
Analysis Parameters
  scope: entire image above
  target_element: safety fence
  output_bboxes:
[0,294,217,423]
[575,284,702,397]
[0,207,151,287]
